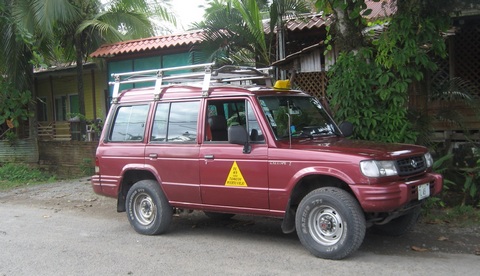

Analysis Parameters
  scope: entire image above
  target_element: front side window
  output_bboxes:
[109,104,149,142]
[258,96,339,139]
[205,99,264,143]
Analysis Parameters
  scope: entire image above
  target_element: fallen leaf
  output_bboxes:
[425,219,443,225]
[43,215,51,218]
[230,220,255,228]
[438,236,449,241]
[411,246,429,252]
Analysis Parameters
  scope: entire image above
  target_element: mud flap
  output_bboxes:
[281,200,296,234]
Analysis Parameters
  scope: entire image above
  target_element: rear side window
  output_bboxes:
[151,101,200,143]
[109,104,149,142]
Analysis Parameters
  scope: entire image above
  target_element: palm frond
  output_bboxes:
[28,0,79,35]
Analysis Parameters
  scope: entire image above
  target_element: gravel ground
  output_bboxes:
[1,178,479,257]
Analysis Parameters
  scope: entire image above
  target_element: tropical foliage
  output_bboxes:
[0,79,32,141]
[317,0,474,143]
[196,0,311,66]
[0,0,175,136]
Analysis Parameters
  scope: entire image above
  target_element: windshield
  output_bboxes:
[258,95,339,140]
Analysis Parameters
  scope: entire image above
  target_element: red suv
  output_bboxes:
[92,64,443,259]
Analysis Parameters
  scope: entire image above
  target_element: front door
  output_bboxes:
[199,98,269,210]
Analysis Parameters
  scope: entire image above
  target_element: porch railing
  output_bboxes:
[37,121,72,141]
[37,121,100,141]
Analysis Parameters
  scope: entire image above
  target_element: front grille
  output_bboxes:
[396,155,426,176]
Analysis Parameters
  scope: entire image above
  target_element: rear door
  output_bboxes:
[199,98,269,209]
[145,100,202,204]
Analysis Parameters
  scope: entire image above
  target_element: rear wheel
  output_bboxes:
[126,180,173,235]
[372,205,422,236]
[295,187,366,260]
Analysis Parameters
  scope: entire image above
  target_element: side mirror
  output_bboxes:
[228,125,251,154]
[339,121,354,137]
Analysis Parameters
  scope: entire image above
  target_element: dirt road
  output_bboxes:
[1,178,479,275]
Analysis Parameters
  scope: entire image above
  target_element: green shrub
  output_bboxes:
[0,163,55,190]
[80,158,95,176]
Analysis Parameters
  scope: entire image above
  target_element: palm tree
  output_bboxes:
[1,0,78,92]
[1,0,81,138]
[194,0,269,66]
[52,0,176,135]
[1,0,175,137]
[196,0,310,68]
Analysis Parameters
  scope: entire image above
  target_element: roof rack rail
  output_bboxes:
[109,63,272,102]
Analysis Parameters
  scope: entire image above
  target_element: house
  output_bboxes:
[425,11,480,141]
[34,63,107,141]
[34,30,206,141]
[90,30,207,102]
[273,3,480,142]
[272,0,395,101]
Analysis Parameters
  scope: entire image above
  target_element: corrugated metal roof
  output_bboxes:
[90,30,204,58]
[284,14,332,32]
[366,0,395,19]
[264,14,331,34]
[271,41,324,67]
[266,0,394,33]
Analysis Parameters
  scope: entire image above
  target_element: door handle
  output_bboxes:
[148,153,158,159]
[204,154,214,159]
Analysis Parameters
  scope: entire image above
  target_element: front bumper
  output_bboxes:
[351,173,443,213]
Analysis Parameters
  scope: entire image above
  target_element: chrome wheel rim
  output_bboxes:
[133,192,157,226]
[308,205,344,246]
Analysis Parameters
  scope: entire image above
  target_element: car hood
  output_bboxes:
[275,137,427,159]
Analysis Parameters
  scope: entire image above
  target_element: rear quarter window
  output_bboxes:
[109,104,149,142]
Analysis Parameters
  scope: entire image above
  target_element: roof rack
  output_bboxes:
[109,63,272,102]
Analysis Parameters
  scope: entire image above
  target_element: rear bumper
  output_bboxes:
[91,175,103,194]
[352,173,443,213]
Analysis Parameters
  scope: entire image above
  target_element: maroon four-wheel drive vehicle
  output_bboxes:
[92,63,443,259]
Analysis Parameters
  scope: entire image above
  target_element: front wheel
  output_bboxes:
[126,180,173,235]
[295,187,366,260]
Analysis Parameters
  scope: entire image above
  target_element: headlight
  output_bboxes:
[360,160,398,177]
[424,152,433,168]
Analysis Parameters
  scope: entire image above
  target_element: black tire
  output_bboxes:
[126,179,173,235]
[204,212,235,220]
[372,205,421,236]
[295,187,366,260]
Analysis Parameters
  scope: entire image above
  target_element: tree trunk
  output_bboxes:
[332,5,364,53]
[22,49,37,140]
[277,19,286,79]
[28,63,37,139]
[75,35,86,138]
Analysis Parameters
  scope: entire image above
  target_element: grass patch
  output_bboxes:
[0,163,56,190]
[423,205,480,227]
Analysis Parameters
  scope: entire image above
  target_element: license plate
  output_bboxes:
[418,183,430,200]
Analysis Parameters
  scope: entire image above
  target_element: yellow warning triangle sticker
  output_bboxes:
[225,161,248,187]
